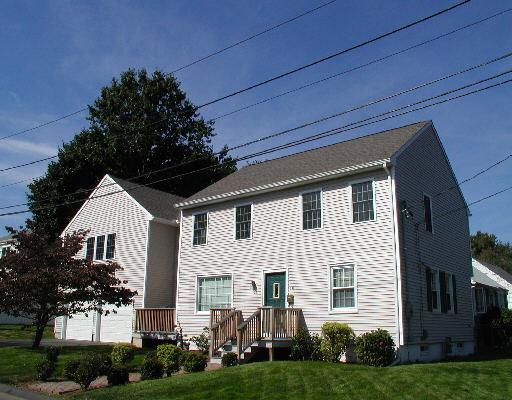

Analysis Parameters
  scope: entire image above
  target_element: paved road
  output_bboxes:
[0,384,53,400]
[0,339,114,348]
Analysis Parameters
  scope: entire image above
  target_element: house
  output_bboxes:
[54,174,183,344]
[174,121,474,362]
[472,258,511,314]
[0,234,13,258]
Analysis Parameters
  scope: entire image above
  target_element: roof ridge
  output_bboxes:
[109,175,185,200]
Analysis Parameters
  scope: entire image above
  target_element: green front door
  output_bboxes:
[265,272,286,308]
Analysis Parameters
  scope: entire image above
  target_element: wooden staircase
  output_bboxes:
[209,307,302,363]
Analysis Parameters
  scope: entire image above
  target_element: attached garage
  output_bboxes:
[65,312,96,341]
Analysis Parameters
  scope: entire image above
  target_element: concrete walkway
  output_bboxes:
[0,384,54,400]
[0,339,114,348]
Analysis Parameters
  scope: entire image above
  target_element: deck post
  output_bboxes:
[269,346,274,362]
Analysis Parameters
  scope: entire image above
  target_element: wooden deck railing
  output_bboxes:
[236,309,262,359]
[209,308,242,358]
[261,307,301,339]
[134,308,176,333]
[209,308,234,328]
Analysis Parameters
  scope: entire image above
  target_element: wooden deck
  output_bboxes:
[134,308,176,333]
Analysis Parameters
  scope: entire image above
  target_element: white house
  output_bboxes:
[472,258,511,314]
[54,174,183,344]
[174,121,474,362]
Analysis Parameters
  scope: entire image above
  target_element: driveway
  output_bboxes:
[0,339,114,348]
[0,384,54,400]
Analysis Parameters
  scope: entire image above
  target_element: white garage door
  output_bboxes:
[66,312,95,341]
[99,305,133,343]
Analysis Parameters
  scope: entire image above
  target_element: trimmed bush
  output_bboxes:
[355,329,396,367]
[181,352,207,373]
[36,359,55,381]
[290,328,323,361]
[107,365,129,386]
[156,344,182,375]
[44,346,61,363]
[140,352,164,380]
[74,354,101,390]
[111,343,136,365]
[94,353,113,375]
[221,352,238,367]
[320,322,355,363]
[64,359,80,380]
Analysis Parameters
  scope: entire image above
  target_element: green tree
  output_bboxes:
[0,221,136,347]
[28,69,235,238]
[471,231,512,274]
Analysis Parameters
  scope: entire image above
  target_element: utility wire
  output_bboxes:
[0,177,39,189]
[0,155,57,173]
[0,0,471,142]
[0,70,510,217]
[170,0,338,73]
[211,8,512,120]
[3,50,508,207]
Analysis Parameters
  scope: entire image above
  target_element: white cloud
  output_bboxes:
[1,138,57,157]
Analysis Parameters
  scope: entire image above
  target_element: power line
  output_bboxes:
[170,0,338,73]
[197,0,471,108]
[0,155,57,173]
[0,177,39,190]
[3,51,508,207]
[211,8,512,121]
[0,70,510,217]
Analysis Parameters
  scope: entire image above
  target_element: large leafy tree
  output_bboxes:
[0,221,136,347]
[28,69,236,238]
[471,231,512,274]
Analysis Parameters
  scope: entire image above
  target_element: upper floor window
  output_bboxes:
[444,272,454,313]
[423,194,433,232]
[302,191,322,230]
[352,181,374,222]
[196,275,232,312]
[85,234,116,261]
[106,234,116,259]
[85,237,95,261]
[331,264,356,310]
[95,235,105,260]
[235,205,252,240]
[0,247,7,258]
[427,268,440,312]
[193,213,208,246]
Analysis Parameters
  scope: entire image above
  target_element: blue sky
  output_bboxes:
[0,0,511,241]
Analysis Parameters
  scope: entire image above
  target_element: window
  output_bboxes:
[331,265,356,310]
[445,273,454,313]
[423,195,433,232]
[430,269,440,312]
[235,205,252,240]
[193,213,208,246]
[352,181,374,222]
[273,282,280,299]
[0,247,7,258]
[196,276,232,312]
[85,237,95,261]
[106,234,116,259]
[302,191,322,230]
[475,287,486,313]
[95,235,105,260]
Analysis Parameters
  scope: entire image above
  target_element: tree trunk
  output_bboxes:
[32,322,48,348]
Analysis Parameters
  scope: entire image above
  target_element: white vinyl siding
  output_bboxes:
[235,205,252,240]
[352,181,375,222]
[196,276,232,312]
[193,213,208,246]
[331,265,356,310]
[302,190,322,230]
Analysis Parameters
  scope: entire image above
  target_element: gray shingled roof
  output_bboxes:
[475,259,512,285]
[109,176,184,221]
[472,267,507,290]
[180,121,430,205]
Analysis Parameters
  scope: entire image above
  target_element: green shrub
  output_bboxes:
[63,359,80,380]
[190,327,209,353]
[44,346,61,363]
[74,354,101,390]
[111,344,136,365]
[181,352,207,373]
[36,359,55,381]
[156,344,182,375]
[107,365,129,386]
[355,329,396,367]
[140,352,164,380]
[320,322,355,362]
[290,328,323,361]
[221,352,238,367]
[94,353,113,375]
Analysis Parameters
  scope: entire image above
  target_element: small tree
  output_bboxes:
[0,221,136,347]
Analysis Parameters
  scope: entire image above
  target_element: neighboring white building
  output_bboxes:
[54,174,183,343]
[175,121,475,362]
[472,258,511,313]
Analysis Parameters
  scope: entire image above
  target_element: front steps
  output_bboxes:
[210,339,293,364]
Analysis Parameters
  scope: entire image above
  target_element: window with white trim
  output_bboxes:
[475,287,486,313]
[0,247,8,258]
[95,235,105,260]
[331,265,356,309]
[106,233,116,259]
[431,269,440,312]
[235,205,252,240]
[352,181,374,222]
[424,194,433,232]
[193,213,208,246]
[196,276,232,312]
[445,272,454,313]
[302,191,322,230]
[85,234,116,261]
[85,237,95,261]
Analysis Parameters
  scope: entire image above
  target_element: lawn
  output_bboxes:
[0,324,53,341]
[0,345,148,384]
[70,359,512,400]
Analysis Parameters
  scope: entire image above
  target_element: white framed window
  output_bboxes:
[352,180,375,222]
[302,190,322,230]
[105,233,116,259]
[423,194,433,233]
[193,213,208,246]
[196,275,232,312]
[0,246,8,258]
[95,235,105,260]
[431,269,440,312]
[85,234,116,261]
[85,237,95,261]
[445,272,454,313]
[330,264,356,310]
[235,204,252,240]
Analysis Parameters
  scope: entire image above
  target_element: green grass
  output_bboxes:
[70,359,512,400]
[0,345,148,384]
[0,324,53,340]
